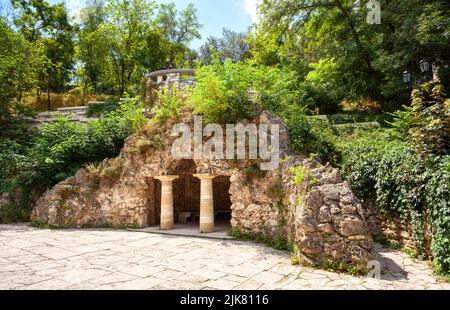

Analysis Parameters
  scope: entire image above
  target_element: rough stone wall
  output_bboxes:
[31,110,374,268]
[294,183,373,268]
[363,200,432,257]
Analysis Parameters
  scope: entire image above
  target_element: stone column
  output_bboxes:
[194,174,217,233]
[154,175,179,230]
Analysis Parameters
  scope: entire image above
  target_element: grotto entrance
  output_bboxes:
[153,160,232,234]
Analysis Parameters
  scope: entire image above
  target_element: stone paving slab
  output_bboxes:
[0,224,449,290]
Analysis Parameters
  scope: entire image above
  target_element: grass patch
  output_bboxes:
[322,259,366,277]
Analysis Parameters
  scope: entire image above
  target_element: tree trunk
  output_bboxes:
[335,0,385,103]
[47,76,51,111]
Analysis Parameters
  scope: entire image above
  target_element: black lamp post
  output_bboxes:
[403,60,434,88]
[419,59,431,74]
[403,70,412,85]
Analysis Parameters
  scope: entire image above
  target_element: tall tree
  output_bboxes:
[76,0,108,94]
[157,2,201,68]
[0,16,41,133]
[11,0,75,109]
[101,0,159,95]
[256,0,450,108]
[199,28,250,65]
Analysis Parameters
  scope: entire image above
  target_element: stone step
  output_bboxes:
[57,106,88,112]
[37,111,87,118]
[24,116,97,125]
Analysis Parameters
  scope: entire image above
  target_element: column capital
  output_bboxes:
[154,175,179,182]
[193,173,218,180]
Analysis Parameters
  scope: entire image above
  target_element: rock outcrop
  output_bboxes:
[31,110,374,269]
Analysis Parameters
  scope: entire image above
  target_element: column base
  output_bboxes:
[160,222,174,230]
[200,223,215,233]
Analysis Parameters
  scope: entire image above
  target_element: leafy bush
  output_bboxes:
[338,130,450,276]
[190,61,337,161]
[0,98,145,221]
[191,59,256,124]
[86,100,120,117]
[388,83,449,157]
[153,89,188,124]
[408,83,449,157]
[425,156,450,276]
[288,116,338,163]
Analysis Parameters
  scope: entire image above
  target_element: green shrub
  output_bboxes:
[86,101,120,117]
[290,165,308,185]
[387,83,450,157]
[228,227,292,252]
[0,98,144,222]
[288,115,338,163]
[191,59,256,124]
[408,83,450,157]
[0,204,29,223]
[153,89,188,124]
[338,129,450,277]
[425,156,450,276]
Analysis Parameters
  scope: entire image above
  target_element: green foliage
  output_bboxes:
[191,59,256,124]
[290,244,300,265]
[86,101,120,117]
[0,17,40,136]
[330,112,394,127]
[0,98,144,222]
[323,259,365,277]
[425,156,450,276]
[199,28,250,65]
[332,122,381,137]
[256,0,450,109]
[387,83,449,157]
[30,221,69,229]
[288,116,338,163]
[0,204,30,224]
[290,166,308,186]
[408,83,450,157]
[338,129,450,277]
[157,2,202,68]
[153,89,188,124]
[11,0,75,103]
[339,132,426,253]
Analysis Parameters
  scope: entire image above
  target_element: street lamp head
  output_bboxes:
[419,59,430,73]
[403,70,412,84]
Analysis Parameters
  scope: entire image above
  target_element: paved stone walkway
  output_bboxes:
[0,224,448,290]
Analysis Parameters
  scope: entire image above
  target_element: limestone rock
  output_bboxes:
[30,110,374,270]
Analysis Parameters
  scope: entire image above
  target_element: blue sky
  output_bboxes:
[65,0,260,49]
[1,0,259,48]
[156,0,258,48]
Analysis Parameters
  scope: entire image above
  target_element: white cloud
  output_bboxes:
[243,0,261,23]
